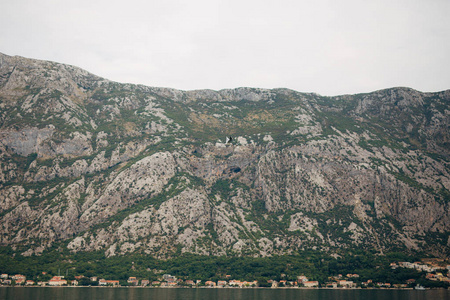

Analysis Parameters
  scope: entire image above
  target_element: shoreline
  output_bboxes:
[2,286,444,290]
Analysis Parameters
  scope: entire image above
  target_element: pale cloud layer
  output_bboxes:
[1,0,449,95]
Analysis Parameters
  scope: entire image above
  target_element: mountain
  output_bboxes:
[0,53,449,259]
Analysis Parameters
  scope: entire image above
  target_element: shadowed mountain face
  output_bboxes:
[0,53,449,259]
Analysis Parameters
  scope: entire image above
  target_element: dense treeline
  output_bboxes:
[2,246,447,288]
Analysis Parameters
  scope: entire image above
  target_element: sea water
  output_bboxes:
[1,287,449,300]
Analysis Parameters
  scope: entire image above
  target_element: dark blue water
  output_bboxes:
[1,287,449,300]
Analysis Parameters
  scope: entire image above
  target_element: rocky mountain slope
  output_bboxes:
[0,53,449,259]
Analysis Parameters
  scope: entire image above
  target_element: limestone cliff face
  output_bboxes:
[0,53,449,258]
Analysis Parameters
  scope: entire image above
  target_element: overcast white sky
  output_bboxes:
[1,0,449,96]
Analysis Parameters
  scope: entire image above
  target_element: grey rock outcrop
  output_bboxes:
[0,52,449,258]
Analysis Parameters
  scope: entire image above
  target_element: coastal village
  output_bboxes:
[1,260,449,289]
